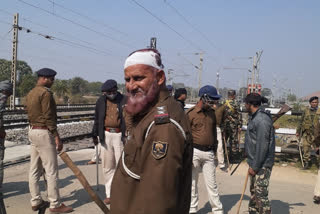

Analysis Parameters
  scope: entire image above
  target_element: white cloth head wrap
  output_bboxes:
[124,50,164,70]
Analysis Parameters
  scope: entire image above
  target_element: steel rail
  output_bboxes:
[4,133,93,168]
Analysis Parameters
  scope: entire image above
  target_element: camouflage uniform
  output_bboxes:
[249,167,272,214]
[297,107,320,164]
[222,99,242,153]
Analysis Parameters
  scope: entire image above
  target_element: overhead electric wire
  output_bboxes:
[21,17,106,49]
[0,8,13,16]
[164,0,220,51]
[129,0,203,51]
[17,0,135,49]
[0,20,12,26]
[47,0,130,37]
[18,25,124,57]
[1,9,103,49]
[1,27,13,40]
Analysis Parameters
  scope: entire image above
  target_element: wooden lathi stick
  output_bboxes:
[223,134,231,171]
[236,171,249,214]
[59,152,109,214]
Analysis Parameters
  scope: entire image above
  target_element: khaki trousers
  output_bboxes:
[190,148,223,214]
[28,129,60,209]
[315,166,320,197]
[216,127,225,168]
[101,131,123,198]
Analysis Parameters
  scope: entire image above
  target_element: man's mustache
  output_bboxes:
[127,88,145,97]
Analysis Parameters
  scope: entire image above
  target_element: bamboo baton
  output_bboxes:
[96,145,99,191]
[236,171,249,214]
[223,134,231,171]
[59,152,109,214]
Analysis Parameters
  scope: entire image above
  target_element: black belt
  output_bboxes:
[193,143,214,152]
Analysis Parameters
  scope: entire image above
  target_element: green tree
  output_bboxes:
[70,77,88,95]
[87,81,102,95]
[0,59,32,81]
[287,94,297,102]
[17,73,37,97]
[52,79,70,100]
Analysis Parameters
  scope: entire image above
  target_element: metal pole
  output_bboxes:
[150,37,157,49]
[251,55,256,93]
[10,13,19,110]
[216,69,220,91]
[198,52,203,92]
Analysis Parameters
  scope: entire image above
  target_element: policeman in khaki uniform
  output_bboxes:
[110,49,193,214]
[26,68,73,213]
[187,85,223,214]
[91,79,126,204]
[296,96,320,169]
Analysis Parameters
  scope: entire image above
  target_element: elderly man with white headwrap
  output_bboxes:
[109,49,193,214]
[0,80,12,214]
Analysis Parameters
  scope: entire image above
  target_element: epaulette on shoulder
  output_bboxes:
[154,106,170,125]
[154,113,170,125]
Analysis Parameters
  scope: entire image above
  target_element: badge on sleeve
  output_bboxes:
[152,141,168,159]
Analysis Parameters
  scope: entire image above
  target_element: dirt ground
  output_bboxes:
[2,149,319,214]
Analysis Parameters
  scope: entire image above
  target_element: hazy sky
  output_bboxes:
[0,0,319,97]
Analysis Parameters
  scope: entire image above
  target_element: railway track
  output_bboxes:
[4,133,93,168]
[4,104,96,115]
[4,113,94,129]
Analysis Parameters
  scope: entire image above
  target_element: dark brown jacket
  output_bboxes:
[92,92,126,143]
[110,90,193,214]
[187,105,217,147]
[26,85,58,136]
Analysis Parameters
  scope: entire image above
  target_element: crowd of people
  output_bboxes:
[0,48,319,214]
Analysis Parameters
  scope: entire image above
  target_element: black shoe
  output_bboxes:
[302,162,310,170]
[31,201,49,211]
[313,196,320,204]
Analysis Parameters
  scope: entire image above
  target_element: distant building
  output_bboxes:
[301,91,320,101]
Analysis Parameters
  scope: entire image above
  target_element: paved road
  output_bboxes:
[2,149,319,213]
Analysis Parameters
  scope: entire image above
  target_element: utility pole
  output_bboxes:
[250,50,263,93]
[10,13,19,110]
[216,68,220,91]
[150,37,157,49]
[251,55,256,93]
[198,52,203,92]
[194,52,203,92]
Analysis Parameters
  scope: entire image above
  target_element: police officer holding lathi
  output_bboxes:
[296,96,320,169]
[26,68,73,213]
[244,93,275,214]
[187,85,223,214]
[110,48,193,214]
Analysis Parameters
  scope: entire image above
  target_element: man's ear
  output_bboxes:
[156,70,166,86]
